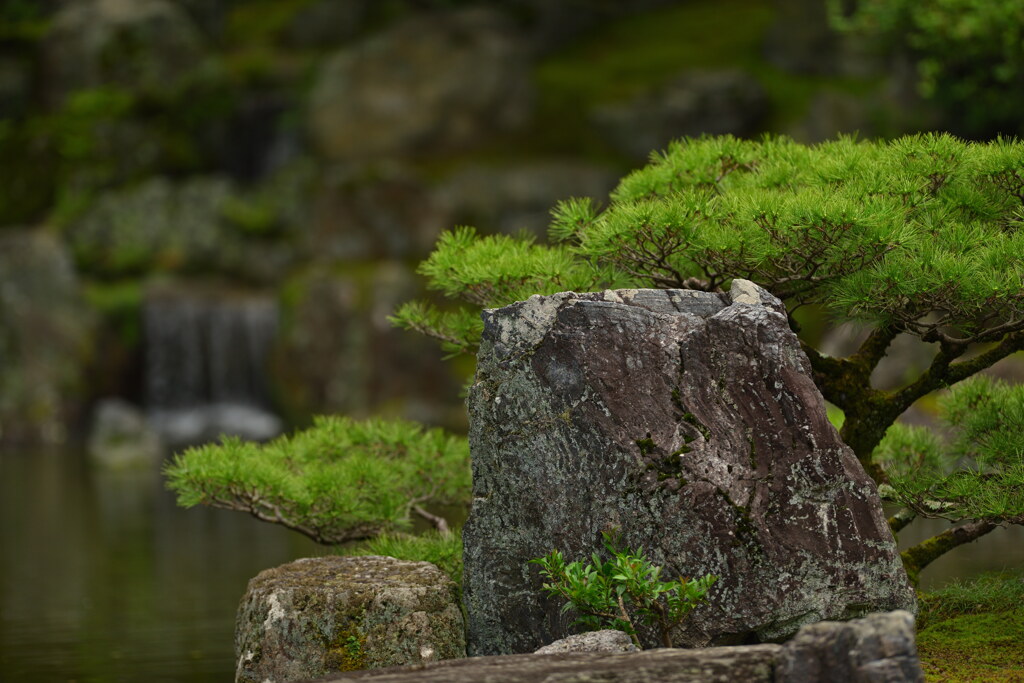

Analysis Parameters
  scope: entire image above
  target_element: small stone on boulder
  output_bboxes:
[235,555,465,683]
[535,630,638,655]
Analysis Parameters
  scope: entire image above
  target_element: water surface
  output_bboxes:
[2,448,1022,682]
[0,448,321,682]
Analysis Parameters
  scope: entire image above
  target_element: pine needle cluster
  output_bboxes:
[164,416,470,545]
[877,376,1024,525]
[394,134,1024,353]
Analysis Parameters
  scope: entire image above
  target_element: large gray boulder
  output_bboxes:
[308,8,532,160]
[235,555,465,683]
[463,281,915,654]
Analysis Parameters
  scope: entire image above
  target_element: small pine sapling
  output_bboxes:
[531,532,716,648]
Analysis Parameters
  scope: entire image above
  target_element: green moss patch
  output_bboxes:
[916,570,1024,682]
[325,628,367,672]
[341,530,464,589]
[918,611,1024,682]
[528,0,880,156]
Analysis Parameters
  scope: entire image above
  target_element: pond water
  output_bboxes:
[2,447,1022,682]
[0,448,322,682]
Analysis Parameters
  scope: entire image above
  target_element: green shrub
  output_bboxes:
[532,532,716,648]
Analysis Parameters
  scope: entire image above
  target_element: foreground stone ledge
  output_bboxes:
[306,645,781,683]
[304,611,923,683]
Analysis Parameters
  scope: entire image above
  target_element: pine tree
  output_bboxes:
[393,133,1024,580]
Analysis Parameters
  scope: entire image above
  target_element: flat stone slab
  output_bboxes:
[304,610,923,683]
[306,645,782,683]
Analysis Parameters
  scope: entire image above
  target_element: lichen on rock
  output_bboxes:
[234,555,465,683]
[463,280,915,655]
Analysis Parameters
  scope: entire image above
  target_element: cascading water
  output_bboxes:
[143,287,282,446]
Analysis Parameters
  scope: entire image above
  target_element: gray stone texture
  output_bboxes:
[66,175,301,282]
[463,281,915,655]
[304,610,923,682]
[235,555,465,683]
[776,610,924,683]
[42,0,206,107]
[534,630,638,655]
[307,646,781,683]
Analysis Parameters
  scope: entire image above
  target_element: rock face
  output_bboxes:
[302,610,923,683]
[308,8,532,160]
[65,175,300,281]
[235,556,465,683]
[463,281,915,655]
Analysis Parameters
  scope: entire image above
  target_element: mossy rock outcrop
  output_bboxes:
[0,231,95,445]
[42,0,206,107]
[235,555,465,683]
[307,7,532,160]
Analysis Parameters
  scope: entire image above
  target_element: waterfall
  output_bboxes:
[143,288,282,446]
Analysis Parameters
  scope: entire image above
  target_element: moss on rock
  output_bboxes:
[235,555,465,682]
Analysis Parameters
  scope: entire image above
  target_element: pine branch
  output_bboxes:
[850,325,900,376]
[888,507,917,534]
[799,340,858,410]
[209,491,380,545]
[412,504,451,536]
[901,519,1002,585]
[892,332,1024,411]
